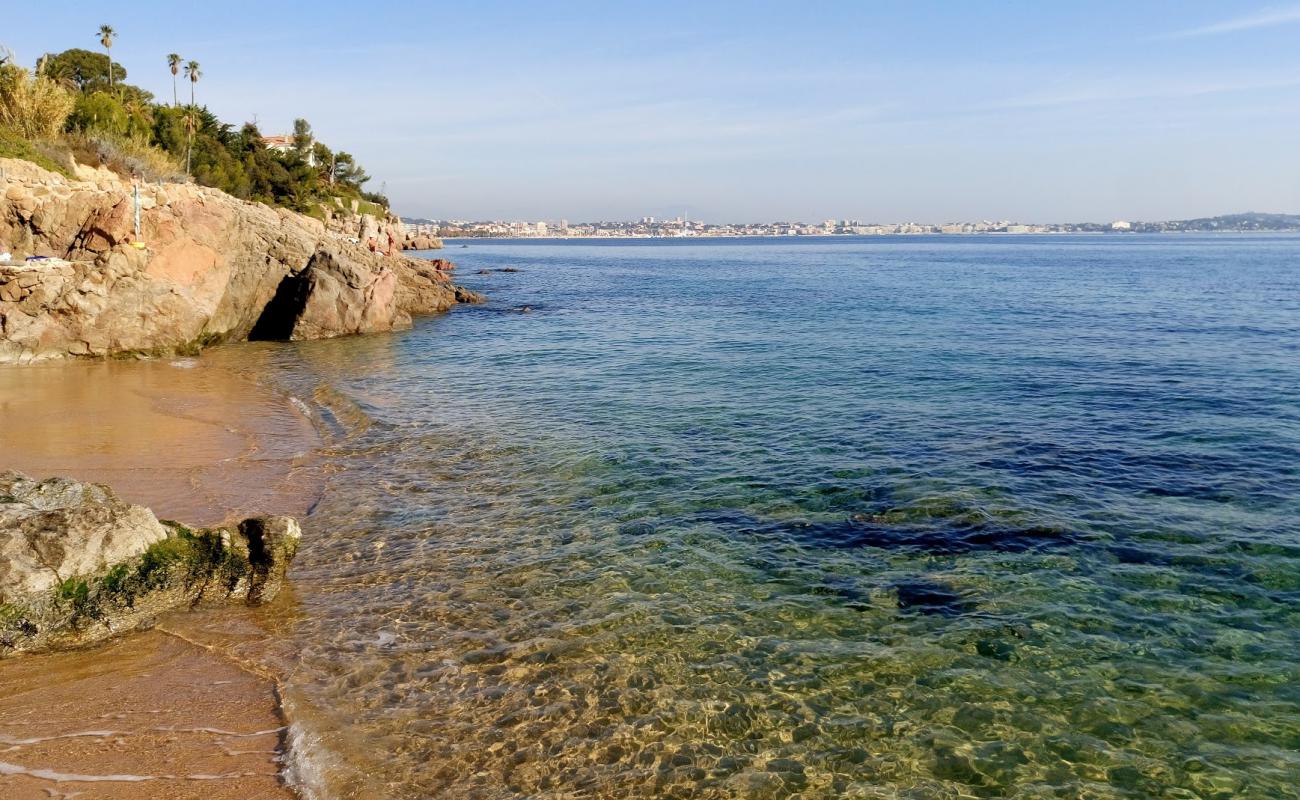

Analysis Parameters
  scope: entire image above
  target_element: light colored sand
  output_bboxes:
[0,628,293,800]
[0,352,319,526]
[0,349,321,799]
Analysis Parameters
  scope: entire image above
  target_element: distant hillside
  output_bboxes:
[1134,213,1300,232]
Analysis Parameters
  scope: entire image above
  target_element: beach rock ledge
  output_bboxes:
[0,470,300,656]
[0,157,482,363]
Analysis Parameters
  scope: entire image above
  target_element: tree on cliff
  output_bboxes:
[184,60,200,107]
[97,25,116,93]
[292,117,312,156]
[182,60,201,174]
[6,36,384,219]
[39,49,125,93]
[167,53,182,107]
[331,151,369,189]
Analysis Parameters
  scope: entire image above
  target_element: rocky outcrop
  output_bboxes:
[0,157,475,363]
[402,232,443,251]
[397,256,484,312]
[0,471,301,656]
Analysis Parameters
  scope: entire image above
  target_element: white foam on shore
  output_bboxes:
[0,761,153,782]
[279,720,331,800]
[148,725,285,739]
[0,730,119,746]
[289,396,313,417]
[0,760,257,783]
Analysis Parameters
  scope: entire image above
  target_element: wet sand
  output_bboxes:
[0,350,320,799]
[0,353,319,526]
[0,629,290,800]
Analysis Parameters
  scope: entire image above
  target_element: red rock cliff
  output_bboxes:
[0,158,476,363]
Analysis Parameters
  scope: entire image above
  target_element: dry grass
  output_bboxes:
[0,129,74,176]
[0,65,75,139]
[65,133,186,183]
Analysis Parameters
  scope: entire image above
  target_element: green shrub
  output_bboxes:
[0,128,73,176]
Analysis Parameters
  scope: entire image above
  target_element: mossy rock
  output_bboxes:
[0,471,301,657]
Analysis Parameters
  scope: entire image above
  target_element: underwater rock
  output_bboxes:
[0,471,301,656]
[617,520,657,536]
[893,578,973,616]
[689,507,1080,555]
[976,637,1017,661]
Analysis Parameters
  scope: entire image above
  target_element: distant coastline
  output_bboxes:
[406,211,1300,240]
[433,229,1300,243]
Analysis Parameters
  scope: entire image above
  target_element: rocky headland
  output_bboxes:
[0,156,479,363]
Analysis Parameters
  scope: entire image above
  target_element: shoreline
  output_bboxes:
[440,229,1300,241]
[0,349,322,799]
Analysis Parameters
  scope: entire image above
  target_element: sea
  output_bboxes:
[238,235,1299,798]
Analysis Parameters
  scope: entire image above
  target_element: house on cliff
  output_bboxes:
[260,134,315,167]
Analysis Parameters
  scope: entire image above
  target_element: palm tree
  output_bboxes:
[167,53,182,107]
[184,111,196,178]
[97,25,116,92]
[123,96,153,141]
[183,61,202,179]
[184,60,200,106]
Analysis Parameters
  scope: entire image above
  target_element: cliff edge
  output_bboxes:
[0,157,478,363]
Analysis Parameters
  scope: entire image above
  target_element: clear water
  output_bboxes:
[249,236,1300,798]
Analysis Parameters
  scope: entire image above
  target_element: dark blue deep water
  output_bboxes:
[265,236,1300,799]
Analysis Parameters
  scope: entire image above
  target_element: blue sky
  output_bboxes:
[7,1,1300,222]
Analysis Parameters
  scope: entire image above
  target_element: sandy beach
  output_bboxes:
[0,350,320,799]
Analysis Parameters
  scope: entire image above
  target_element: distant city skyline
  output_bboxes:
[7,2,1300,222]
[405,211,1300,239]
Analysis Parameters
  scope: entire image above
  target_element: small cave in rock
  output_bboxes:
[248,271,312,340]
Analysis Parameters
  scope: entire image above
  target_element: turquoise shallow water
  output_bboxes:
[255,236,1299,798]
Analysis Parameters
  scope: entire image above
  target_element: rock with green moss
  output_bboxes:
[0,471,301,656]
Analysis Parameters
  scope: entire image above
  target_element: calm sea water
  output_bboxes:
[248,236,1299,798]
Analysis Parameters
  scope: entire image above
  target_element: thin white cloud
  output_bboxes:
[994,73,1300,110]
[1157,4,1300,39]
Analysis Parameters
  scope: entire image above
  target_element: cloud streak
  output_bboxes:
[994,73,1300,110]
[1157,4,1300,39]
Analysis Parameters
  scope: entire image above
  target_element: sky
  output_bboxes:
[6,1,1300,223]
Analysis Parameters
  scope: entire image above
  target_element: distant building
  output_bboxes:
[1111,220,1132,231]
[261,134,315,167]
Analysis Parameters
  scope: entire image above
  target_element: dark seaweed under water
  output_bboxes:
[257,236,1299,799]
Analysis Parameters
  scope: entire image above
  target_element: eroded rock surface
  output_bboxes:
[0,471,301,656]
[0,158,472,362]
[402,232,443,251]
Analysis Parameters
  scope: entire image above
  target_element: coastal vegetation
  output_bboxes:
[0,25,389,216]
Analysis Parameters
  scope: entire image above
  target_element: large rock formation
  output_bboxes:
[0,157,476,363]
[0,471,301,656]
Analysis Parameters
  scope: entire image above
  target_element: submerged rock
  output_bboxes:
[0,471,300,656]
[893,578,973,616]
